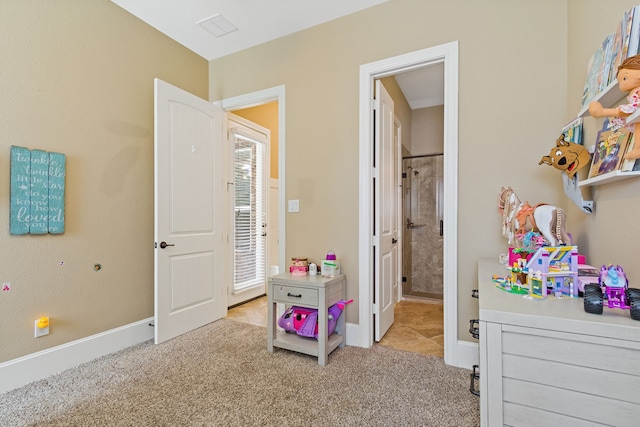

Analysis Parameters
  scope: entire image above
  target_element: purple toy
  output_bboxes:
[583,264,640,320]
[278,299,354,339]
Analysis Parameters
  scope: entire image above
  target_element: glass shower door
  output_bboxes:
[402,155,443,299]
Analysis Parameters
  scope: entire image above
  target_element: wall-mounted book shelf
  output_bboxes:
[570,6,640,191]
[578,74,640,187]
[626,107,640,124]
[578,169,640,186]
[578,80,625,118]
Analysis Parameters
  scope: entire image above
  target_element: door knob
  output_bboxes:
[392,238,398,244]
[159,241,175,249]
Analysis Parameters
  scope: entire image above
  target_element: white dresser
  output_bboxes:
[478,259,640,427]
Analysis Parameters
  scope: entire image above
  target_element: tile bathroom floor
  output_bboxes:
[227,296,444,358]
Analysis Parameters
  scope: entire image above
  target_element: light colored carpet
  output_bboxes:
[0,319,479,426]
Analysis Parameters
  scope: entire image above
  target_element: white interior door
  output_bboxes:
[374,80,397,341]
[154,78,226,344]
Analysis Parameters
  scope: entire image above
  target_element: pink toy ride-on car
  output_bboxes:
[583,264,640,320]
[577,264,600,297]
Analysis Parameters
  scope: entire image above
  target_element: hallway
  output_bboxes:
[227,296,444,358]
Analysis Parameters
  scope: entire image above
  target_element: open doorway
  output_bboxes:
[379,65,445,302]
[226,108,275,308]
[219,87,286,308]
[371,67,444,355]
[358,42,466,368]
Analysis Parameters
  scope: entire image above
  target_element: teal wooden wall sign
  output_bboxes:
[10,146,66,235]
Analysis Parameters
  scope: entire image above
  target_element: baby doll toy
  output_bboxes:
[589,54,640,160]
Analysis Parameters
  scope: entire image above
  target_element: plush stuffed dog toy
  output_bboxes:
[539,134,591,178]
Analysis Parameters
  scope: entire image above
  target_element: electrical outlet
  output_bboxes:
[34,317,50,338]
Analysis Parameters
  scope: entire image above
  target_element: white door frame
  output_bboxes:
[218,86,286,277]
[358,42,464,367]
[394,116,402,304]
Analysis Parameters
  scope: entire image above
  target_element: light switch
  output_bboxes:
[288,199,300,213]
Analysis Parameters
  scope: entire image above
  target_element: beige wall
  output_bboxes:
[0,1,208,362]
[380,76,413,151]
[232,102,279,179]
[5,0,637,364]
[209,0,569,334]
[411,106,444,155]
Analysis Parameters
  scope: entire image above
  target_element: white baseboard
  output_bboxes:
[455,340,479,369]
[0,317,154,394]
[344,322,363,347]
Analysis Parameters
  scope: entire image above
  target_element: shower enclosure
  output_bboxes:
[402,155,444,299]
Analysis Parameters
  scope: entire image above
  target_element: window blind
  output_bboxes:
[233,132,266,291]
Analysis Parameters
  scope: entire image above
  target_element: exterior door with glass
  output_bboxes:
[227,114,270,307]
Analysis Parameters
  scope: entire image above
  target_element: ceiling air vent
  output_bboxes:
[198,13,238,38]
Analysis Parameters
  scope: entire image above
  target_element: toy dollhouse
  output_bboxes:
[526,245,579,298]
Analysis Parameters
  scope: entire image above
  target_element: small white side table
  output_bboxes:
[267,273,346,365]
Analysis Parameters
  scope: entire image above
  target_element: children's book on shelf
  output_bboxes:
[581,6,640,108]
[600,33,615,92]
[620,9,633,63]
[582,34,612,107]
[627,5,640,58]
[588,127,633,178]
[620,134,638,171]
[608,12,626,86]
[582,54,596,107]
[562,117,583,145]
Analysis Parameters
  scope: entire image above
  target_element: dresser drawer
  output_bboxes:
[272,284,318,306]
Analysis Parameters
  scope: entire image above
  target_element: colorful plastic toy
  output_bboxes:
[492,275,528,295]
[576,264,600,296]
[278,299,354,338]
[526,246,579,298]
[589,54,640,160]
[583,264,640,320]
[498,187,571,248]
[538,134,591,179]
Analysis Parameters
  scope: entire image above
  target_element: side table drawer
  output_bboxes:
[272,284,318,306]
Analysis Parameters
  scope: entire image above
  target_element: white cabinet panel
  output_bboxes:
[478,259,640,427]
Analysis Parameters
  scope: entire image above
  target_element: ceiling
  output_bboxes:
[395,63,444,109]
[110,0,444,108]
[111,0,390,61]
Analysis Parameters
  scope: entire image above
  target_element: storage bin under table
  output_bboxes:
[267,273,346,365]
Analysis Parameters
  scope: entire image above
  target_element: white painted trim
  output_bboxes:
[344,322,367,347]
[457,340,479,368]
[218,85,286,275]
[0,319,474,396]
[0,317,154,394]
[358,42,463,367]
